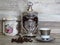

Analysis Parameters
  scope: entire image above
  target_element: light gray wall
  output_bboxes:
[38,21,60,33]
[0,0,60,33]
[29,0,60,21]
[0,0,60,21]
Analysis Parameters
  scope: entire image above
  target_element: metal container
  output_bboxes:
[2,17,20,36]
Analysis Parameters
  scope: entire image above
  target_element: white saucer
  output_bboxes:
[36,36,55,42]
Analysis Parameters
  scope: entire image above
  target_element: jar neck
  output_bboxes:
[27,5,33,12]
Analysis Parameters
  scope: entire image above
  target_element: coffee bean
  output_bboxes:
[11,36,33,43]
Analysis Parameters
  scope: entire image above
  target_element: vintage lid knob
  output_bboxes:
[27,2,33,12]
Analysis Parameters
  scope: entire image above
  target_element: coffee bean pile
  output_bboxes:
[11,36,33,43]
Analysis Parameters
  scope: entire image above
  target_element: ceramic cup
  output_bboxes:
[39,28,51,39]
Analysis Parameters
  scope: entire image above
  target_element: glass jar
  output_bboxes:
[2,17,20,36]
[21,2,38,36]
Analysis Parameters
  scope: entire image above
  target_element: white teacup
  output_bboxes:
[39,28,51,39]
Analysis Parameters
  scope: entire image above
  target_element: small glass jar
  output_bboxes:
[2,17,20,36]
